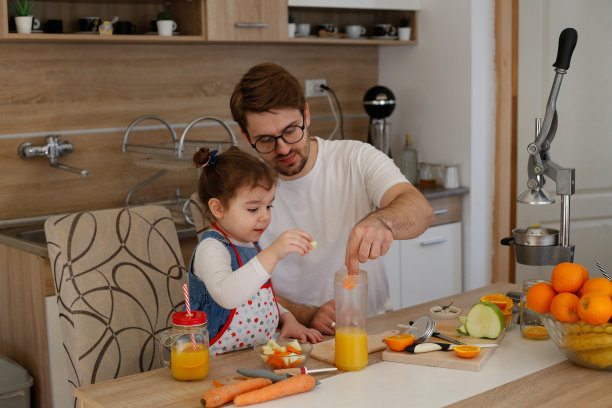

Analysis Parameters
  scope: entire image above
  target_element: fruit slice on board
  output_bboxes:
[453,345,482,358]
[522,326,549,339]
[383,334,415,351]
[480,294,513,311]
[465,302,505,339]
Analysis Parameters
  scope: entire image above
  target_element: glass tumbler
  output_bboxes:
[334,269,368,371]
[520,279,549,339]
[159,310,210,380]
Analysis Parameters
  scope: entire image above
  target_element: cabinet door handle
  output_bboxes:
[235,23,269,28]
[434,208,448,215]
[420,238,448,247]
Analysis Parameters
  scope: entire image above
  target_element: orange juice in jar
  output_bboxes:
[334,327,368,371]
[334,269,369,371]
[159,310,209,381]
[171,342,209,380]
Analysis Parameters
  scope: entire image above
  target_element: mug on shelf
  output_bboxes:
[115,21,136,35]
[44,19,63,34]
[345,25,366,39]
[374,24,396,37]
[297,23,311,37]
[157,20,177,36]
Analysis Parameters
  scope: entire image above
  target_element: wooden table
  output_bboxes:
[75,283,612,407]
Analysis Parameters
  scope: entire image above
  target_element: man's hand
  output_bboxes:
[309,300,336,335]
[345,215,393,275]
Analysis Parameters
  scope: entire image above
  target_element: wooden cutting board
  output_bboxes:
[311,330,400,365]
[381,319,505,371]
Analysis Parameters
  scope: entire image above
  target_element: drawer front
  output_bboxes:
[429,195,462,226]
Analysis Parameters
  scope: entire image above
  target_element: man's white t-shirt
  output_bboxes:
[260,137,409,316]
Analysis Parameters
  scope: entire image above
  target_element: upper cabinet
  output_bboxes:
[206,0,287,42]
[0,0,420,45]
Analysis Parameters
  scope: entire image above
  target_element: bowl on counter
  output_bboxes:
[254,338,312,370]
[540,314,612,370]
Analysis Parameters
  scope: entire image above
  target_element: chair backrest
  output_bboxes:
[188,192,210,240]
[45,206,186,397]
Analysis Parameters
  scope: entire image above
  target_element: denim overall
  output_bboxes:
[188,227,280,355]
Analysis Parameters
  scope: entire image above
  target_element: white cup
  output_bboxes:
[297,23,310,37]
[444,165,460,189]
[156,20,177,36]
[398,27,411,41]
[346,25,366,39]
[288,23,296,38]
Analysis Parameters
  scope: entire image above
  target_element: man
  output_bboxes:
[230,63,434,335]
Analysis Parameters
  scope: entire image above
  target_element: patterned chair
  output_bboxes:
[188,192,209,241]
[45,206,186,405]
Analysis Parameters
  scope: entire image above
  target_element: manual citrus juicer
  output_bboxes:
[502,28,578,266]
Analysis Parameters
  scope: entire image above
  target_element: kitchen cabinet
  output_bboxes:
[0,0,419,45]
[384,193,464,310]
[206,0,287,42]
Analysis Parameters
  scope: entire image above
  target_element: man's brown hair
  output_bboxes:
[230,62,305,139]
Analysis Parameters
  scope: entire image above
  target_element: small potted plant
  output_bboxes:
[14,0,35,34]
[288,13,296,38]
[156,11,176,36]
[398,16,411,41]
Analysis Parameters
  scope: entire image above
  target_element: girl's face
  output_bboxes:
[211,184,276,242]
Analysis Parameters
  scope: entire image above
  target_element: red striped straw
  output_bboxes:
[182,283,197,350]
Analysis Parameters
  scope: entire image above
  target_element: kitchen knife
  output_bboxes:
[274,367,337,375]
[405,342,498,354]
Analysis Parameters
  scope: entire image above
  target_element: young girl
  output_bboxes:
[188,147,322,355]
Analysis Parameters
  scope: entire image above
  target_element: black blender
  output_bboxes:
[363,86,395,156]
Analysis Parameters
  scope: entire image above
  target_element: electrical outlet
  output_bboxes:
[305,79,327,98]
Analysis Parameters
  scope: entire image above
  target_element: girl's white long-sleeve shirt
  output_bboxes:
[192,237,288,314]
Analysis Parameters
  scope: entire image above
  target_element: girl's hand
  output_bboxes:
[278,312,323,343]
[258,230,314,274]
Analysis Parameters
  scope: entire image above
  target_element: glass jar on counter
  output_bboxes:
[334,269,368,371]
[159,310,209,380]
[99,21,113,35]
[520,279,549,339]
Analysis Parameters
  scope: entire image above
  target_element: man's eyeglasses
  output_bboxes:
[250,116,306,154]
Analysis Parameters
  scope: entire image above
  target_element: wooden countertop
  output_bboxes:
[74,282,611,407]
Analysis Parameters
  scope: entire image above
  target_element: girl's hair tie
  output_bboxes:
[201,150,218,168]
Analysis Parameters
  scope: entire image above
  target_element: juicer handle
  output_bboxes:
[500,237,515,246]
[553,28,578,71]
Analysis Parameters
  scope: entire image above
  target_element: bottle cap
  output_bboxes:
[172,310,207,326]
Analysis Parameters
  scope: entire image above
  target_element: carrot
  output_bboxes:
[201,378,272,407]
[233,374,315,406]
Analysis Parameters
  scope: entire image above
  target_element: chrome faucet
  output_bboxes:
[18,135,89,178]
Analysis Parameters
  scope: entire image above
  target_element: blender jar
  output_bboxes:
[334,269,368,371]
[159,310,209,380]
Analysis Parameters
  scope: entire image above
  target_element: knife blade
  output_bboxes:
[274,367,337,375]
[432,331,466,345]
[405,342,498,354]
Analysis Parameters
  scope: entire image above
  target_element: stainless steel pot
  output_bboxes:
[501,225,574,265]
[506,225,559,247]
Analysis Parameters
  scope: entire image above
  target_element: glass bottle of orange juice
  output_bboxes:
[334,269,368,371]
[159,311,209,380]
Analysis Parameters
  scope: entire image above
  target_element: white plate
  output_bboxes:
[371,35,398,40]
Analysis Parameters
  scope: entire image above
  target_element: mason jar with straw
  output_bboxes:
[158,284,210,380]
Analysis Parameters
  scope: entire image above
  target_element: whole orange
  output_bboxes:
[551,262,585,293]
[550,292,580,323]
[577,291,612,325]
[579,277,612,298]
[526,282,556,314]
[578,264,590,283]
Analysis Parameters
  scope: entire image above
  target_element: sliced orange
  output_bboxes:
[522,325,549,339]
[453,345,481,358]
[383,334,415,351]
[480,294,513,311]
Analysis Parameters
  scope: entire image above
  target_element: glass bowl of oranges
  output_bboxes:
[540,314,612,370]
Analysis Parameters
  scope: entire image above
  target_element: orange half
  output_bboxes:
[480,294,513,311]
[383,334,415,351]
[453,345,481,358]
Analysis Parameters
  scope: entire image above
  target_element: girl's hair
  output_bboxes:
[193,146,277,222]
